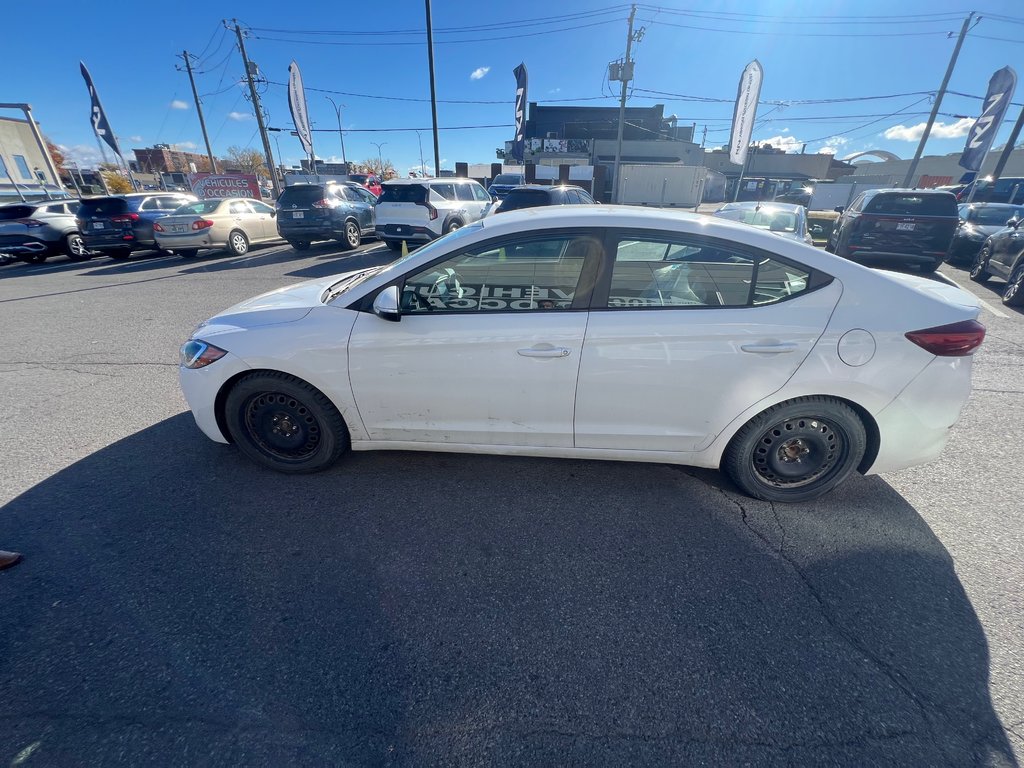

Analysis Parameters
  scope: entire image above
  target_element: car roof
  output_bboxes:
[717,201,803,213]
[865,188,956,196]
[383,177,479,185]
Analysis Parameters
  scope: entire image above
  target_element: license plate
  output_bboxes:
[292,211,304,219]
[896,222,915,231]
[92,222,104,230]
[172,225,187,233]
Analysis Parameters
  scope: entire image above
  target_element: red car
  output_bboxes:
[348,174,382,198]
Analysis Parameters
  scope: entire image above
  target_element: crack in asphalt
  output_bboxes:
[0,361,177,375]
[971,388,1024,395]
[693,480,960,765]
[0,273,182,304]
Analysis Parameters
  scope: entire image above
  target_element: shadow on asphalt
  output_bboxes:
[0,416,1016,766]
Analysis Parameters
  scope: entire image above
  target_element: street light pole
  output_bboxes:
[325,96,348,172]
[416,130,425,176]
[371,141,387,177]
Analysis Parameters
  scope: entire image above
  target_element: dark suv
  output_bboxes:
[827,189,959,271]
[78,193,196,260]
[496,185,596,213]
[275,182,377,251]
[957,177,1024,205]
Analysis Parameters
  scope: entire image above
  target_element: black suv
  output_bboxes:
[495,185,596,213]
[78,193,196,260]
[827,189,959,271]
[275,182,377,251]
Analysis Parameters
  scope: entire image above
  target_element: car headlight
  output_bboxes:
[180,339,227,369]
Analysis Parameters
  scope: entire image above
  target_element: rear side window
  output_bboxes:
[78,198,128,217]
[472,185,491,202]
[0,205,36,220]
[455,184,476,202]
[501,189,551,212]
[378,184,427,204]
[176,200,222,215]
[865,194,956,216]
[278,186,326,207]
[430,183,457,201]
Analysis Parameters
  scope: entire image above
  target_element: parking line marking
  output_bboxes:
[977,297,1010,319]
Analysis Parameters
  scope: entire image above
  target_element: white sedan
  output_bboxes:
[179,206,985,502]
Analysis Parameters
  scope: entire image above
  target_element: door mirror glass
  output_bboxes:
[833,206,845,214]
[372,285,401,321]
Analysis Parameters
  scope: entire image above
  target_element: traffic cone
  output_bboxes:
[401,240,408,257]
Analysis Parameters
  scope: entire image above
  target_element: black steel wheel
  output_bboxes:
[969,246,992,284]
[724,397,866,503]
[64,233,91,261]
[340,220,360,250]
[224,372,350,473]
[1003,262,1024,307]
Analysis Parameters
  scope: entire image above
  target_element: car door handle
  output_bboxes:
[740,342,798,354]
[517,346,571,358]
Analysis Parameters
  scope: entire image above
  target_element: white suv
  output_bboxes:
[375,178,494,250]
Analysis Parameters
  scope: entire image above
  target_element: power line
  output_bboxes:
[268,123,512,134]
[263,79,616,105]
[636,4,966,22]
[637,17,954,37]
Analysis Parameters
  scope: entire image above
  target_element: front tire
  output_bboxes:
[64,233,91,261]
[340,220,360,250]
[723,396,867,503]
[227,230,249,256]
[224,372,350,474]
[1002,263,1024,307]
[176,249,199,258]
[290,240,311,252]
[106,248,131,261]
[20,252,48,264]
[969,246,992,284]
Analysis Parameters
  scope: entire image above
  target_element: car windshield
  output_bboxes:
[174,200,222,215]
[78,197,129,217]
[322,266,388,304]
[348,174,369,184]
[277,186,324,207]
[493,174,524,185]
[968,206,1024,225]
[715,206,798,233]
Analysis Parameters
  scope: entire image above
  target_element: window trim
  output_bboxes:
[591,228,833,312]
[351,227,607,314]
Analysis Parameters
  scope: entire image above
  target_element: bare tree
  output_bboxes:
[223,146,269,177]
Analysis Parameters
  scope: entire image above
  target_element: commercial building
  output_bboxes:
[846,146,1024,188]
[132,144,212,175]
[0,113,64,204]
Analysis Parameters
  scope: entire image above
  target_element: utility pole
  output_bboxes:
[180,50,218,173]
[903,12,974,188]
[612,5,640,203]
[325,96,348,171]
[992,107,1024,182]
[233,20,279,197]
[425,0,441,177]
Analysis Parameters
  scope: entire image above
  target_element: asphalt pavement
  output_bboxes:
[0,238,1021,766]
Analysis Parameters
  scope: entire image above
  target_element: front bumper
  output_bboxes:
[179,350,252,444]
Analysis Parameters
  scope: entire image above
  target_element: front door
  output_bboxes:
[574,232,841,452]
[348,231,602,446]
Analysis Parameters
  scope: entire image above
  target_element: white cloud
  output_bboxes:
[58,143,104,168]
[172,141,198,150]
[758,135,803,152]
[470,66,490,80]
[883,117,974,142]
[227,111,250,121]
[549,87,561,94]
[129,135,143,142]
[781,128,790,133]
[817,136,850,155]
[170,99,189,110]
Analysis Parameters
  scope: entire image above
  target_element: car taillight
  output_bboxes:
[426,203,438,220]
[311,199,331,208]
[153,221,165,232]
[22,219,44,228]
[111,213,140,223]
[905,319,986,357]
[192,220,215,231]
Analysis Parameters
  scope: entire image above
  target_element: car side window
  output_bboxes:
[472,185,491,202]
[400,234,599,313]
[605,237,812,309]
[139,198,160,211]
[455,183,475,202]
[578,189,595,204]
[229,200,253,214]
[251,201,275,214]
[351,186,376,203]
[849,195,866,213]
[430,183,456,201]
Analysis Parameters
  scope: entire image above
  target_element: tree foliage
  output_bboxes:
[45,139,66,171]
[102,171,133,194]
[223,146,268,177]
[359,158,397,179]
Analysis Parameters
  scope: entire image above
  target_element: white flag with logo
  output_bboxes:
[729,60,763,166]
[288,60,314,157]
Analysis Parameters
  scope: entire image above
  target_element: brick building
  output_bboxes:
[132,144,212,174]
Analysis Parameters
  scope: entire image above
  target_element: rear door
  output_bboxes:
[249,200,277,240]
[574,231,840,452]
[342,185,375,232]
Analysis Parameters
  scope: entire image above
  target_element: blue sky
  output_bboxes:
[4,1,1023,174]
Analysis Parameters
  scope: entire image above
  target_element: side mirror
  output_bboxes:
[1009,218,1020,228]
[372,285,401,322]
[270,210,277,218]
[810,224,824,236]
[833,206,845,214]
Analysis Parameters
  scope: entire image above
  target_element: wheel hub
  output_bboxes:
[752,417,843,488]
[243,393,321,461]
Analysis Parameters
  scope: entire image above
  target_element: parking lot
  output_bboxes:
[1,240,1022,765]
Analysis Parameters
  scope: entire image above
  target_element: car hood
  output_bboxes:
[193,274,348,336]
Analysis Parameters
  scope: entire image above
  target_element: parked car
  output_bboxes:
[487,173,525,200]
[946,203,1024,265]
[826,189,959,271]
[495,185,597,214]
[178,206,984,503]
[275,182,377,251]
[957,177,1024,205]
[374,178,493,250]
[77,192,197,260]
[712,201,814,245]
[347,173,382,197]
[153,198,281,258]
[0,200,88,263]
[968,213,1024,306]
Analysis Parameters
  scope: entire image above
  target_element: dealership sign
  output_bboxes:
[189,173,261,199]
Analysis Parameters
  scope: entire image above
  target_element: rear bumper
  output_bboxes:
[375,224,436,242]
[154,233,218,250]
[81,234,151,251]
[277,224,338,241]
[0,236,54,254]
[866,355,975,474]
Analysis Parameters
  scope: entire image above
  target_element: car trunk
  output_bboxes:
[849,214,957,255]
[0,205,40,244]
[277,187,330,231]
[78,197,133,238]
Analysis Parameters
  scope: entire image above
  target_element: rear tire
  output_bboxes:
[106,248,131,261]
[64,233,91,261]
[227,230,249,256]
[723,396,866,503]
[177,249,199,259]
[340,220,360,250]
[20,252,48,264]
[385,239,403,251]
[969,246,992,284]
[290,240,311,252]
[444,220,463,235]
[1002,263,1024,307]
[224,372,350,474]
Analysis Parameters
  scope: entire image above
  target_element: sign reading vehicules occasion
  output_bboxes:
[188,173,261,200]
